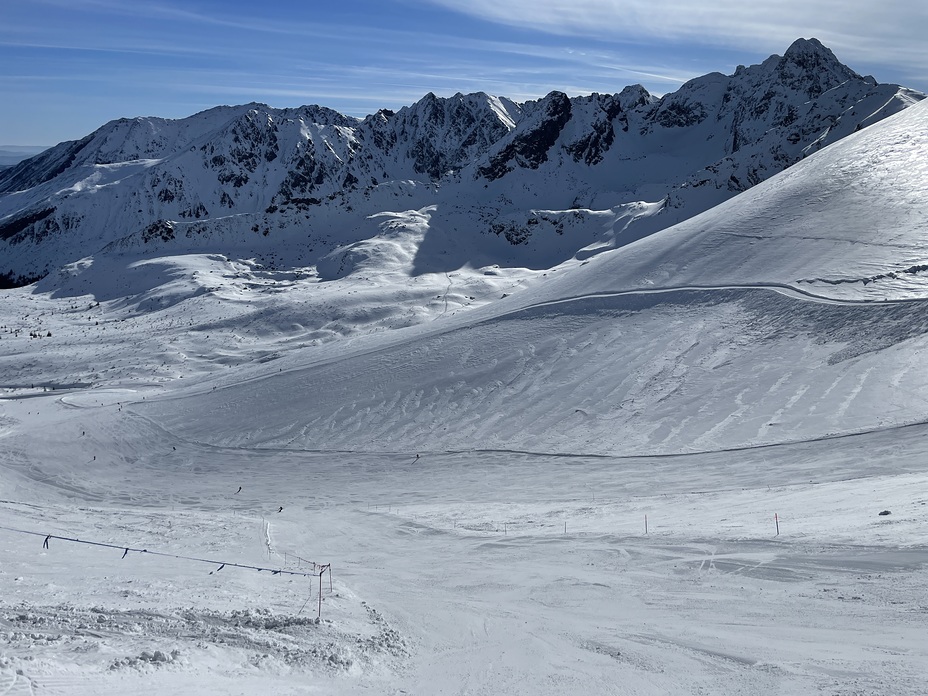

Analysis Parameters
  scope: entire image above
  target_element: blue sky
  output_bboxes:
[2,0,926,146]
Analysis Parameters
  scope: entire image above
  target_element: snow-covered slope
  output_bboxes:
[0,39,921,287]
[526,97,928,303]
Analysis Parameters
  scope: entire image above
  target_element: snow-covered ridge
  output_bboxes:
[0,38,921,287]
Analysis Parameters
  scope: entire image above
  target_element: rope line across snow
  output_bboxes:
[0,523,328,578]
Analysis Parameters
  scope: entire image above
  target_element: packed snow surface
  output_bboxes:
[1,86,928,695]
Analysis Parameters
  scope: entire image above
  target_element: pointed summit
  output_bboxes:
[617,84,655,110]
[776,38,861,98]
[782,37,836,62]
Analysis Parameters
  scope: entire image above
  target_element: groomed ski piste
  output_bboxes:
[1,101,928,694]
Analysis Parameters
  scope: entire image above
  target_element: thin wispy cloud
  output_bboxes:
[0,38,223,59]
[416,0,928,76]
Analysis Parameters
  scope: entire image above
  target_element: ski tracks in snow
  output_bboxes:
[516,281,918,317]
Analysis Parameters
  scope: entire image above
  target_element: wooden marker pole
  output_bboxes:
[645,514,648,535]
[775,513,779,536]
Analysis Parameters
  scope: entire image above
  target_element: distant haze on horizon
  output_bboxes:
[2,0,926,147]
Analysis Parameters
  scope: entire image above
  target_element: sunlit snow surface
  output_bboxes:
[1,103,928,693]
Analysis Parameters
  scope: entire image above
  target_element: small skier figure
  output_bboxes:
[235,486,242,494]
[277,506,283,513]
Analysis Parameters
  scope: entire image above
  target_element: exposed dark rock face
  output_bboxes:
[478,92,572,181]
[141,220,175,244]
[0,207,56,242]
[564,94,624,165]
[776,37,862,99]
[385,92,519,179]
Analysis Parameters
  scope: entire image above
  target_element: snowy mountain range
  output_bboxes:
[0,38,922,287]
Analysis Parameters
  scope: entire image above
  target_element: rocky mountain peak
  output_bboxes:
[382,91,521,179]
[617,84,655,110]
[782,37,839,63]
[775,37,862,98]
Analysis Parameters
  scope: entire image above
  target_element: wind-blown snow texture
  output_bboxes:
[1,39,928,695]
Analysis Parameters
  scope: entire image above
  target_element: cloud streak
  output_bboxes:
[416,0,928,75]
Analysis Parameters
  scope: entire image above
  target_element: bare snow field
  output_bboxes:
[1,89,928,695]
